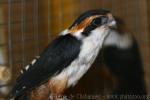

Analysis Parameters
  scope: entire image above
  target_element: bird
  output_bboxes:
[62,17,147,100]
[8,9,117,100]
[28,13,147,100]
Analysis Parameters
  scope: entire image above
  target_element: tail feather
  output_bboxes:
[6,91,30,100]
[6,86,30,100]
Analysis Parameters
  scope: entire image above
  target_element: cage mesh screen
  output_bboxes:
[0,0,150,98]
[0,0,50,97]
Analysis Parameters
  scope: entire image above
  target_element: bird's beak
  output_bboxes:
[108,19,117,28]
[107,13,117,29]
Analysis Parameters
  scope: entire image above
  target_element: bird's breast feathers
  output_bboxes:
[50,27,110,89]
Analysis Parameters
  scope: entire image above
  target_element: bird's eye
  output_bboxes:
[92,16,108,26]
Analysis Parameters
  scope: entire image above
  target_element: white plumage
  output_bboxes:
[51,26,111,87]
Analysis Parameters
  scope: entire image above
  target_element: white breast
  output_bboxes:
[52,27,110,88]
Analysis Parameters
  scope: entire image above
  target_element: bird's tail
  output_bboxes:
[5,91,30,100]
[5,87,30,100]
[5,88,14,100]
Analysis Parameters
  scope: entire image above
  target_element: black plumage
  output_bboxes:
[69,9,110,29]
[82,16,109,36]
[10,34,81,98]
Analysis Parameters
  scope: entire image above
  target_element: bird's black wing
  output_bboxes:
[11,34,81,98]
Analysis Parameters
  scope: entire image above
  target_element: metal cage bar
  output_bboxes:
[34,0,39,55]
[8,0,13,69]
[21,0,26,67]
[48,0,51,41]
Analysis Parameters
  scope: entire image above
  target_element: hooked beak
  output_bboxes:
[108,19,117,29]
[107,13,117,29]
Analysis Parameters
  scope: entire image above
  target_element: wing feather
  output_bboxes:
[11,34,81,97]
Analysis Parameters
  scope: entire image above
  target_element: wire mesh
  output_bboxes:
[0,0,51,98]
[8,0,13,69]
[0,0,150,98]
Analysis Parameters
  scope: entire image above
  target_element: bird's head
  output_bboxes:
[60,9,116,40]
